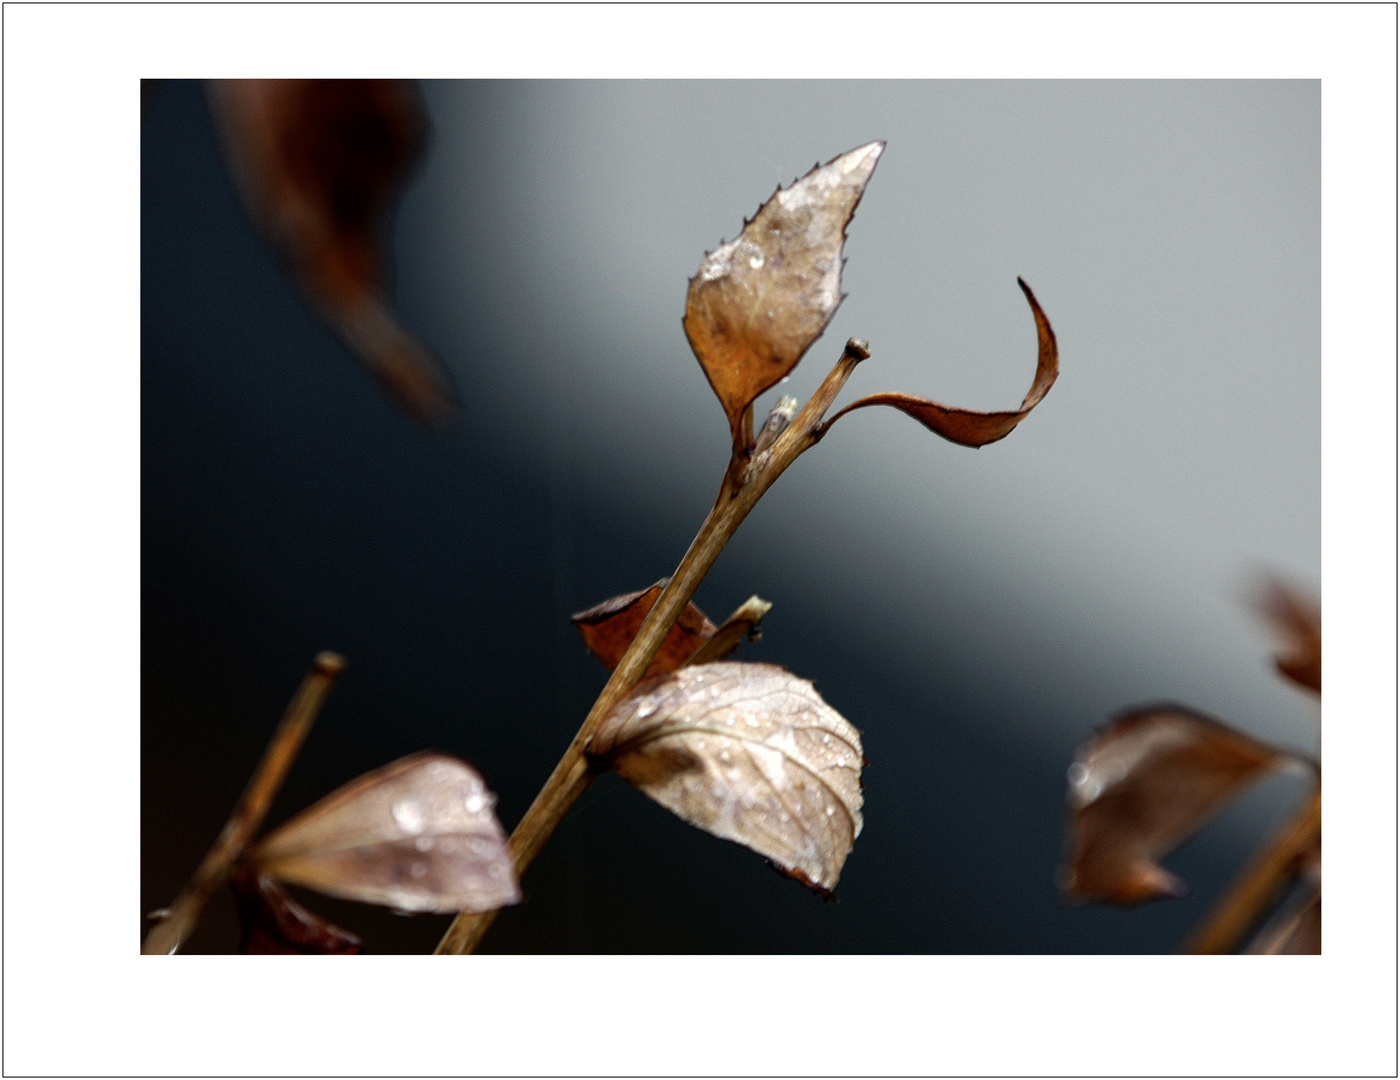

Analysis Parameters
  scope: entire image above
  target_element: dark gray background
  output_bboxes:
[141,80,1319,953]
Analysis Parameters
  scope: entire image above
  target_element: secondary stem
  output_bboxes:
[435,339,869,955]
[1180,784,1321,954]
[142,651,346,955]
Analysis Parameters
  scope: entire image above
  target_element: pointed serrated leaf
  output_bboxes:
[206,79,458,428]
[229,866,362,954]
[1060,706,1293,905]
[572,580,718,677]
[684,142,884,446]
[590,662,863,894]
[247,752,520,914]
[828,278,1058,447]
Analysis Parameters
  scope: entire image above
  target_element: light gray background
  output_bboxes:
[404,80,1319,754]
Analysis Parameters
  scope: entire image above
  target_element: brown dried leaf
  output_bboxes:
[828,278,1058,447]
[572,580,718,678]
[1256,578,1321,694]
[229,866,362,954]
[590,662,864,894]
[1060,706,1291,905]
[206,79,458,427]
[684,142,885,447]
[247,752,520,914]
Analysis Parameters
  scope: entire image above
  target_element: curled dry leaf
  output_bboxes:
[206,80,458,427]
[1060,706,1294,905]
[246,752,520,915]
[230,866,361,954]
[1256,578,1321,694]
[826,278,1058,447]
[589,662,863,894]
[683,142,885,448]
[573,580,718,677]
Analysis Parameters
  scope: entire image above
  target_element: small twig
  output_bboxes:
[1180,784,1320,954]
[142,651,346,955]
[435,340,870,955]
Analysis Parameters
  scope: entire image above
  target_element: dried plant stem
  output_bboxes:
[142,651,346,955]
[1180,784,1321,955]
[436,340,870,954]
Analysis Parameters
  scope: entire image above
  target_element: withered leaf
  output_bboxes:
[1060,705,1292,905]
[247,752,520,915]
[1256,578,1321,694]
[827,278,1058,447]
[573,580,718,678]
[589,662,864,894]
[206,80,458,427]
[230,866,361,954]
[684,142,885,448]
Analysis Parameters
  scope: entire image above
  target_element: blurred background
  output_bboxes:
[142,79,1319,953]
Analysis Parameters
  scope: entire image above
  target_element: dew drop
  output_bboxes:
[749,254,765,269]
[464,793,489,814]
[392,800,425,835]
[1067,763,1090,787]
[414,836,435,853]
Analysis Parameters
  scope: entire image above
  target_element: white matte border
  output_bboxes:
[3,4,1393,1077]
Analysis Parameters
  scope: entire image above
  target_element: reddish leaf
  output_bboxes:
[247,752,520,915]
[207,80,458,427]
[590,662,864,894]
[684,142,884,448]
[230,866,361,954]
[572,580,718,678]
[1060,706,1292,905]
[826,278,1058,447]
[1256,578,1321,694]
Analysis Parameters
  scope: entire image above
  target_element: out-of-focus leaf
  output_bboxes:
[1249,888,1320,954]
[826,278,1058,447]
[247,752,520,914]
[572,580,718,677]
[1060,706,1291,905]
[589,662,864,894]
[206,79,458,427]
[230,866,361,954]
[1256,578,1321,694]
[683,142,884,448]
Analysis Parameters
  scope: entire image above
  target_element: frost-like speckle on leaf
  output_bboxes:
[684,142,884,446]
[591,662,864,893]
[248,752,520,914]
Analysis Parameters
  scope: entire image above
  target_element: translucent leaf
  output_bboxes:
[827,278,1058,447]
[247,752,520,914]
[1256,578,1321,694]
[230,866,361,954]
[1060,706,1292,905]
[683,142,884,447]
[590,662,864,894]
[572,580,718,677]
[206,80,458,427]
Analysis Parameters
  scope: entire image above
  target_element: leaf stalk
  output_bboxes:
[435,340,869,954]
[142,652,346,955]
